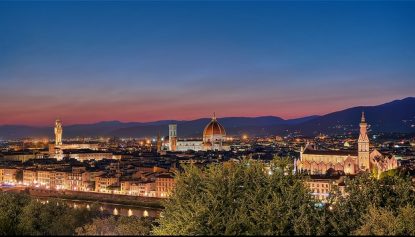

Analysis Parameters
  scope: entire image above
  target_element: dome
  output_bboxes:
[202,113,228,151]
[203,115,226,138]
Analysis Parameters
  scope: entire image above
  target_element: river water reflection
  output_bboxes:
[36,197,162,218]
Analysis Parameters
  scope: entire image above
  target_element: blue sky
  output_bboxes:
[0,1,414,125]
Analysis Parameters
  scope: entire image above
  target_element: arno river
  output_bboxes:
[35,197,162,217]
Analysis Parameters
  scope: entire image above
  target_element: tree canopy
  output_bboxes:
[76,216,153,236]
[153,158,326,235]
[154,158,415,236]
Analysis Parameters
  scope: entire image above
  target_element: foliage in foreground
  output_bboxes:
[0,193,101,235]
[353,205,415,236]
[76,216,153,236]
[153,158,326,235]
[1,159,415,236]
[154,159,415,236]
[0,192,152,236]
[327,172,415,235]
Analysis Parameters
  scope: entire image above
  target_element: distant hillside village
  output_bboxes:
[0,113,414,203]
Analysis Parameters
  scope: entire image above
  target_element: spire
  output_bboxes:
[212,112,216,120]
[361,111,366,123]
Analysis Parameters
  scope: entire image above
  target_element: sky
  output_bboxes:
[0,1,414,126]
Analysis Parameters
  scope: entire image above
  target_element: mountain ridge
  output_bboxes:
[0,97,413,139]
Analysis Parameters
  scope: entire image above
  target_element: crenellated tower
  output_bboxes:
[54,119,63,146]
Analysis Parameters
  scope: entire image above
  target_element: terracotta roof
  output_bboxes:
[303,149,358,156]
[203,117,226,137]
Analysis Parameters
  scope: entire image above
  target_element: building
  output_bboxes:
[156,132,162,153]
[131,181,156,197]
[358,112,370,170]
[155,173,175,198]
[23,169,37,185]
[168,113,230,152]
[55,119,63,146]
[305,175,346,202]
[202,113,229,151]
[95,175,119,193]
[65,151,113,161]
[176,139,204,152]
[37,170,54,188]
[52,171,68,190]
[49,118,101,160]
[370,149,399,177]
[297,113,398,175]
[2,153,40,162]
[168,124,177,151]
[121,180,156,197]
[0,168,18,183]
[65,169,90,191]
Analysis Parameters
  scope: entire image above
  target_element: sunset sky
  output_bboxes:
[0,1,414,126]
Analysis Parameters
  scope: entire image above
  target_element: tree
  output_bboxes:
[153,158,324,235]
[76,216,153,236]
[396,205,415,235]
[353,206,399,235]
[18,199,101,235]
[354,205,415,236]
[0,192,29,235]
[326,173,415,235]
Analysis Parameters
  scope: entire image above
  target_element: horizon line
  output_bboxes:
[1,96,412,127]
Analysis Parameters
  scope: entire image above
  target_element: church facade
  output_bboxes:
[296,113,398,175]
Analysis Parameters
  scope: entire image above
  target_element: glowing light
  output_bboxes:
[128,209,133,216]
[113,208,119,215]
[143,210,149,217]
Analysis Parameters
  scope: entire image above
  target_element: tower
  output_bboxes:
[358,112,370,170]
[156,131,162,153]
[54,119,63,146]
[168,124,177,151]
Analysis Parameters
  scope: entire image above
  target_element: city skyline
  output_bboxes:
[1,1,414,126]
[0,1,415,235]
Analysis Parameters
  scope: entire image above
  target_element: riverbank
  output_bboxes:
[2,187,164,209]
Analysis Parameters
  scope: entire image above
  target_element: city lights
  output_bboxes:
[0,0,412,235]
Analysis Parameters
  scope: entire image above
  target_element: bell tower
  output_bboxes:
[358,112,370,170]
[156,131,162,153]
[54,119,63,146]
[168,124,177,151]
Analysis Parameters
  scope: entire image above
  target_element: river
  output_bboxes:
[35,197,162,218]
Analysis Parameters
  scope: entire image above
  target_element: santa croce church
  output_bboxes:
[296,113,398,175]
